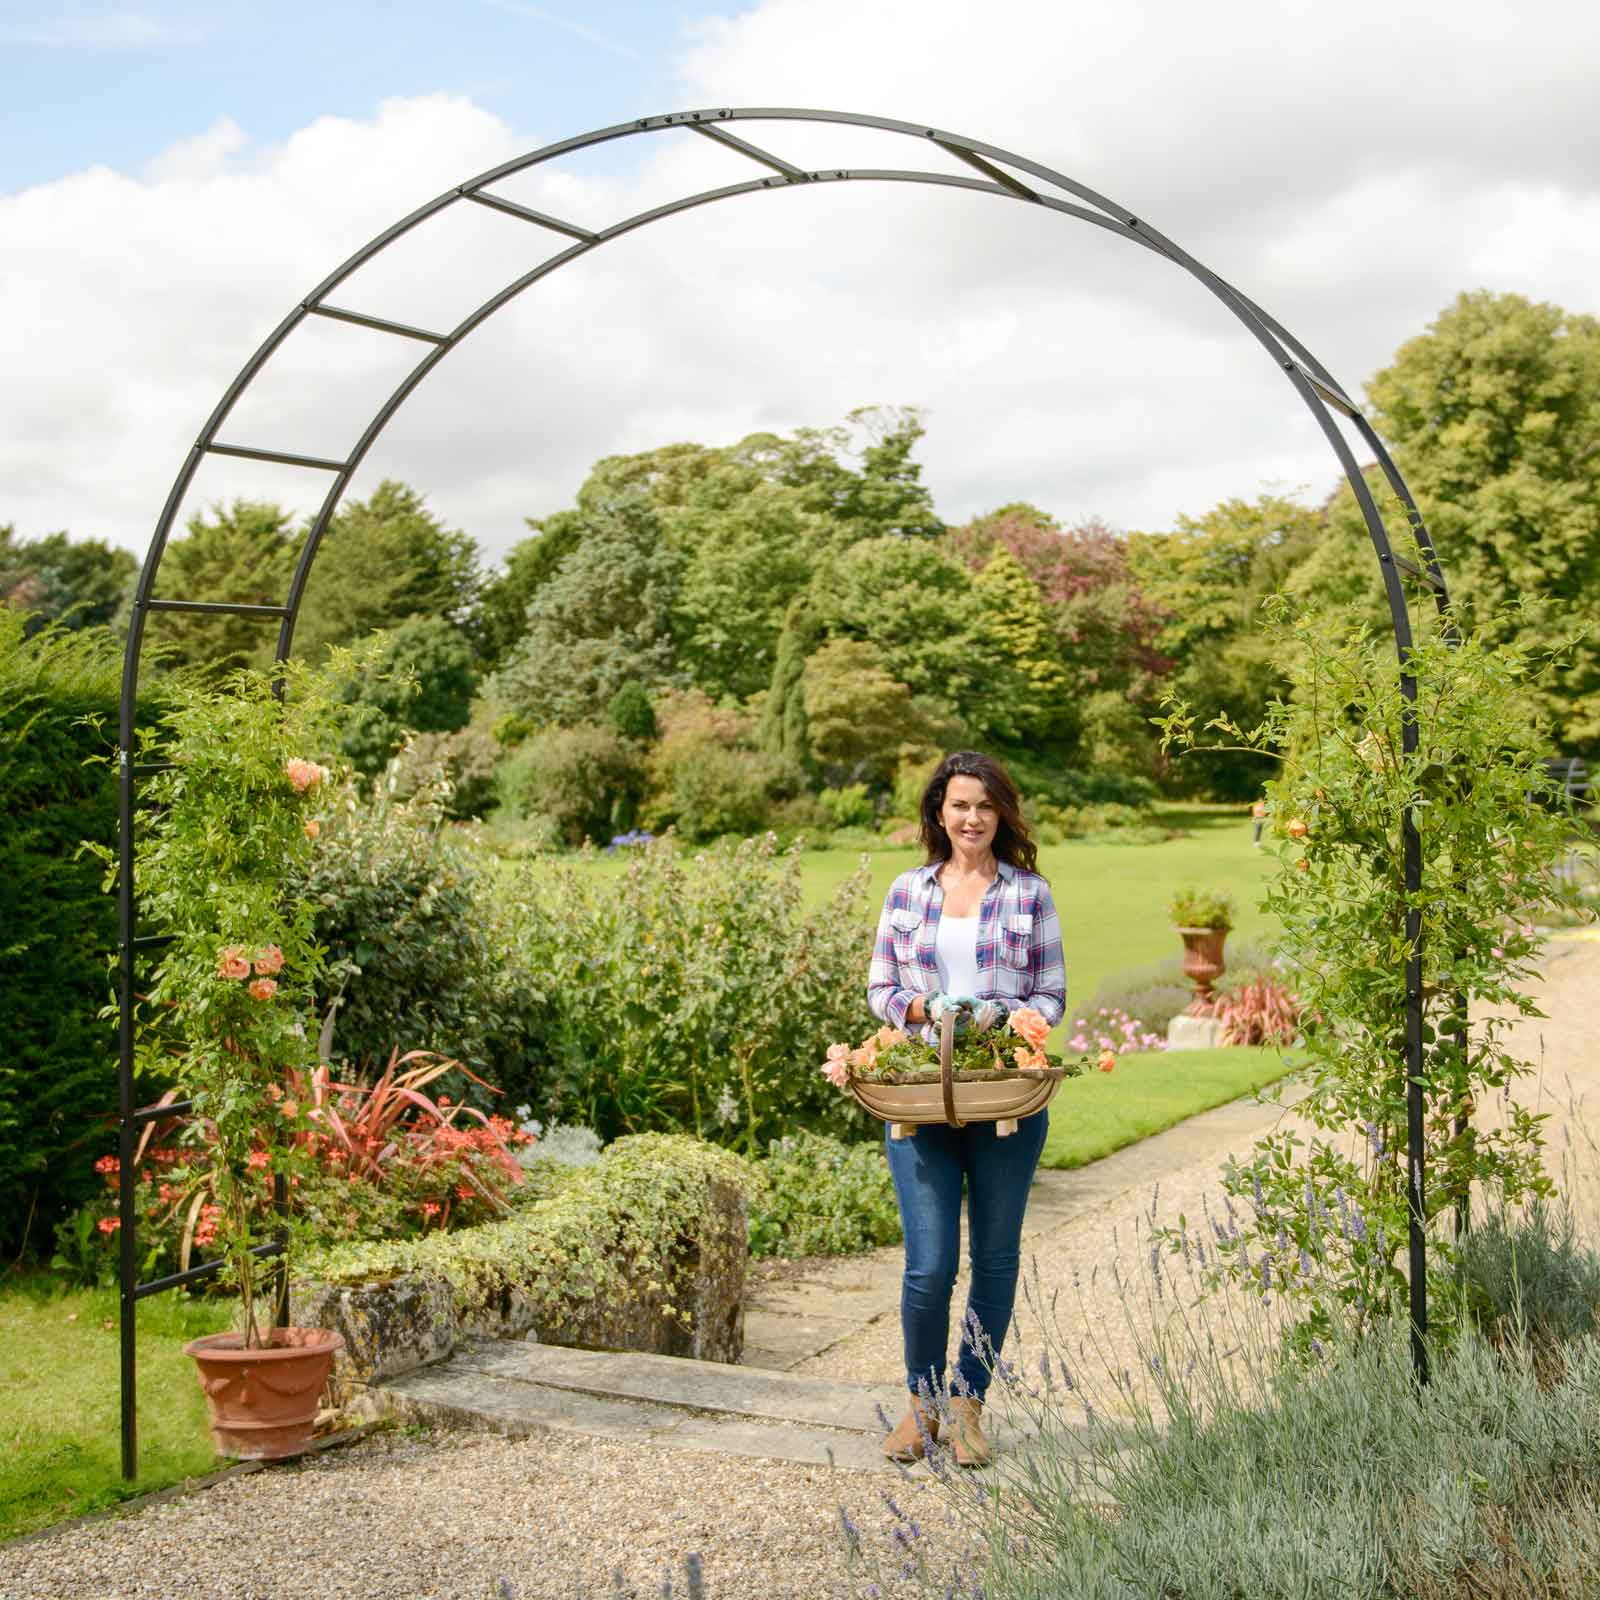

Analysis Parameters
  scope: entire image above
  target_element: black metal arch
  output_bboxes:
[116,106,1455,1476]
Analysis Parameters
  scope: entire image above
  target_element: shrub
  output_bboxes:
[494,721,647,847]
[646,739,775,841]
[606,680,658,742]
[389,725,499,819]
[1086,957,1194,1040]
[748,1132,901,1257]
[296,775,550,1090]
[817,783,875,829]
[491,833,873,1148]
[334,616,478,777]
[0,615,154,1258]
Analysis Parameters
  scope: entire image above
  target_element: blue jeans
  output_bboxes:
[884,1110,1048,1401]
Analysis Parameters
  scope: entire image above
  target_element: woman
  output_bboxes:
[867,750,1066,1467]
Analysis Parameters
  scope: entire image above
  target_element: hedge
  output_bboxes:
[0,616,143,1256]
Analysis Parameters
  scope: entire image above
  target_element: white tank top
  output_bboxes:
[935,914,981,997]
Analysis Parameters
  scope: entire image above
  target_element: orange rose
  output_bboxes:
[1286,818,1309,839]
[254,945,284,976]
[1098,1050,1116,1073]
[285,757,326,794]
[247,977,277,1001]
[216,945,251,981]
[304,818,320,840]
[1008,1007,1051,1052]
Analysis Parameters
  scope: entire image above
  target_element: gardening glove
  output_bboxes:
[970,1000,1006,1033]
[926,993,976,1034]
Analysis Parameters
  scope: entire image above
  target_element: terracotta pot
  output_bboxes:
[183,1326,345,1460]
[1177,925,1228,1010]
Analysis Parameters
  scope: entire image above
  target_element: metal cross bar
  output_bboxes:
[462,188,598,242]
[690,121,807,178]
[205,442,349,472]
[933,139,1041,201]
[1388,551,1448,592]
[308,303,450,345]
[144,598,291,618]
[1285,359,1359,417]
[134,1239,284,1301]
[131,1098,192,1125]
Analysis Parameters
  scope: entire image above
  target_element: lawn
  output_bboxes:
[0,1277,230,1544]
[1040,1044,1298,1171]
[520,804,1282,1035]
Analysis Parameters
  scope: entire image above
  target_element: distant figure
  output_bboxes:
[1251,798,1267,846]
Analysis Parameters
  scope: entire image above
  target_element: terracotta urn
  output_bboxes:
[1177,926,1228,1010]
[183,1326,345,1460]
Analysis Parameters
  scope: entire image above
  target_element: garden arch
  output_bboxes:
[115,106,1457,1476]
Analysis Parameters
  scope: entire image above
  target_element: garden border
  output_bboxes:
[113,105,1457,1479]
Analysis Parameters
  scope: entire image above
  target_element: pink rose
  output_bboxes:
[216,945,251,981]
[247,977,277,1001]
[254,945,285,976]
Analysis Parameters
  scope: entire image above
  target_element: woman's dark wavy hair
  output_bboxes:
[918,751,1038,874]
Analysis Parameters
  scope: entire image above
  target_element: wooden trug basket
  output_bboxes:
[848,1011,1067,1139]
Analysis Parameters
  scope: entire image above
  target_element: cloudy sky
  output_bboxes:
[4,0,1598,571]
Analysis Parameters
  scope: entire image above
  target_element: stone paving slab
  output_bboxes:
[370,1337,1055,1473]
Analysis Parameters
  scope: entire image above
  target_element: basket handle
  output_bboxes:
[940,1008,965,1128]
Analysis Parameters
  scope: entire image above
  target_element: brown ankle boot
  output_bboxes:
[948,1396,991,1468]
[882,1395,940,1462]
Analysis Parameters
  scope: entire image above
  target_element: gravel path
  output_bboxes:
[7,934,1595,1600]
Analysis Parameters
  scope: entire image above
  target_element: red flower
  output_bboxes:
[94,1155,120,1175]
[97,1217,120,1234]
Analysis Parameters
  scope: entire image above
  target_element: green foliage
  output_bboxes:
[972,543,1072,742]
[303,1132,756,1335]
[0,615,132,1256]
[334,615,478,776]
[136,499,299,673]
[747,1132,900,1257]
[800,639,918,786]
[817,783,875,829]
[1367,290,1600,746]
[495,721,647,847]
[758,605,813,767]
[490,834,873,1147]
[1167,885,1235,929]
[1131,492,1324,797]
[489,495,682,728]
[300,774,548,1087]
[293,480,482,664]
[1,524,136,633]
[388,723,500,819]
[1157,595,1580,1329]
[606,679,658,742]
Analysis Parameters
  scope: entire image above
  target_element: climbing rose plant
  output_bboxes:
[96,662,345,1345]
[1155,591,1586,1338]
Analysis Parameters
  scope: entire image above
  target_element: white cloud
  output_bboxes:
[5,2,1600,588]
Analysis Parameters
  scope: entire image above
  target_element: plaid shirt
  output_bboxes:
[867,860,1067,1043]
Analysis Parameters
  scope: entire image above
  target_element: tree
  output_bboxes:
[336,615,478,776]
[293,481,481,664]
[800,639,919,784]
[971,544,1072,743]
[135,499,299,673]
[1129,492,1324,796]
[1363,290,1600,747]
[476,511,585,673]
[488,496,682,729]
[1,525,137,634]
